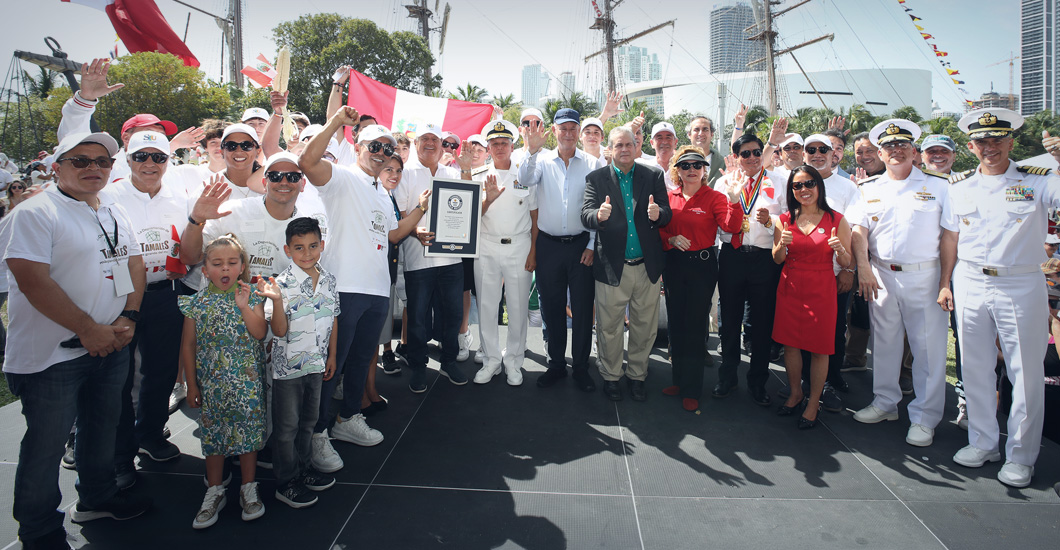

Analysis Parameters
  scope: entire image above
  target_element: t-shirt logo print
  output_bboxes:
[447,195,463,210]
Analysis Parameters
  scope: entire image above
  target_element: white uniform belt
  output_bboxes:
[482,233,530,245]
[965,262,1040,277]
[871,259,940,272]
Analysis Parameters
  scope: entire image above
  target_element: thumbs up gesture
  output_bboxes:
[647,194,660,221]
[828,227,845,254]
[1044,130,1060,158]
[598,195,612,222]
[780,220,794,246]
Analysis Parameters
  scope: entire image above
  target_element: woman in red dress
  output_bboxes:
[771,165,852,429]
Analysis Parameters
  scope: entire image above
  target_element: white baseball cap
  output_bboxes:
[262,152,301,172]
[221,123,260,145]
[298,124,325,142]
[520,108,544,123]
[650,122,676,140]
[414,122,444,139]
[467,134,487,147]
[581,117,604,131]
[54,131,120,159]
[778,133,804,148]
[804,134,832,148]
[241,107,270,122]
[126,131,171,155]
[357,124,398,145]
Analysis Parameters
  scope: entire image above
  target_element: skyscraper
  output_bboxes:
[1020,0,1058,115]
[710,2,765,74]
[557,71,577,97]
[615,46,663,84]
[521,64,551,107]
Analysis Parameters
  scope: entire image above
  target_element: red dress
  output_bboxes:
[771,211,842,355]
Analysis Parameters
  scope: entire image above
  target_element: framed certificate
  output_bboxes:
[424,177,481,258]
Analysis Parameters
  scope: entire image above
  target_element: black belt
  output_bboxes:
[146,280,176,292]
[624,257,645,266]
[671,247,716,261]
[540,231,587,244]
[728,244,770,253]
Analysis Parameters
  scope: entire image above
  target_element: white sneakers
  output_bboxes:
[997,461,1034,488]
[331,414,384,446]
[239,481,264,521]
[168,383,187,414]
[457,331,473,362]
[905,424,934,447]
[952,444,1002,468]
[311,431,344,473]
[473,363,501,384]
[473,350,485,364]
[955,401,969,431]
[853,405,899,424]
[192,485,226,529]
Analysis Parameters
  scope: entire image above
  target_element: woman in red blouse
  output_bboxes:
[660,146,745,411]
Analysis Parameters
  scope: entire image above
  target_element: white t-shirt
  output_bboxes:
[1,187,141,374]
[316,163,397,296]
[201,195,328,283]
[101,178,190,284]
[0,170,13,187]
[393,159,462,272]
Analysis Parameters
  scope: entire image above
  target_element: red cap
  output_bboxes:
[121,114,178,136]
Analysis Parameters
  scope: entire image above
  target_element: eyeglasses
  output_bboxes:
[441,141,460,150]
[9,185,25,191]
[130,151,169,164]
[737,149,763,159]
[221,140,257,152]
[782,144,803,152]
[881,141,913,150]
[805,145,831,155]
[366,140,395,157]
[676,161,707,170]
[58,156,114,169]
[265,171,304,183]
[791,180,818,191]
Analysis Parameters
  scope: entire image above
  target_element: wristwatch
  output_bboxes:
[119,310,141,323]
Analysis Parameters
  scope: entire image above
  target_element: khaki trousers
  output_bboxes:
[595,264,661,382]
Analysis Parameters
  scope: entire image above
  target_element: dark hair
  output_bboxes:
[199,119,229,146]
[851,132,872,148]
[732,134,764,155]
[285,216,322,244]
[822,129,847,148]
[359,114,376,123]
[785,165,834,222]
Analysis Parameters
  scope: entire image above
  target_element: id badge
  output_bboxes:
[112,260,134,297]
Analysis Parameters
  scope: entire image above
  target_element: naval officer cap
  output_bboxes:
[869,119,921,147]
[482,119,519,142]
[959,108,1024,140]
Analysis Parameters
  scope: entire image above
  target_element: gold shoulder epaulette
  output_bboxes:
[948,169,973,184]
[1017,165,1054,176]
[922,168,948,179]
[859,174,882,184]
[471,165,489,176]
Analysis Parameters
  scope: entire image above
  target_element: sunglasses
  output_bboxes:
[782,144,803,152]
[130,151,169,164]
[737,149,763,159]
[676,161,707,170]
[9,185,25,191]
[881,141,913,150]
[442,141,460,150]
[265,171,304,183]
[366,141,395,157]
[58,156,114,169]
[221,140,257,152]
[791,180,818,191]
[805,145,831,155]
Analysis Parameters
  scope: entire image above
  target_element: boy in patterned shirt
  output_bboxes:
[261,217,340,508]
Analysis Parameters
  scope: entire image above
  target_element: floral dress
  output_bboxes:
[179,283,266,456]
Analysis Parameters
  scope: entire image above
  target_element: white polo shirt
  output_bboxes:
[821,171,860,216]
[317,163,397,296]
[102,178,190,284]
[847,167,948,264]
[393,158,462,272]
[1,186,141,374]
[473,165,538,237]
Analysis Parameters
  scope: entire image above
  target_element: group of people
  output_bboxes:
[4,56,1060,550]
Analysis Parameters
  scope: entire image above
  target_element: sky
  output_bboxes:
[1,0,1021,116]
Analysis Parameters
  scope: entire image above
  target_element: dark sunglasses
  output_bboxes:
[366,141,395,157]
[676,161,707,170]
[265,171,304,183]
[58,156,114,169]
[738,149,763,159]
[782,144,803,152]
[221,140,258,152]
[805,145,831,155]
[9,185,25,191]
[130,151,169,164]
[441,141,460,150]
[791,180,818,191]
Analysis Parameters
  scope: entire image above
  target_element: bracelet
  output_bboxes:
[767,142,778,148]
[734,126,742,130]
[417,205,427,213]
[332,82,343,87]
[842,267,856,273]
[187,215,205,227]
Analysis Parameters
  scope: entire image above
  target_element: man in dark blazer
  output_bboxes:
[581,126,672,401]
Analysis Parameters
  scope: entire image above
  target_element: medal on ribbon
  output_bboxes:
[739,169,765,233]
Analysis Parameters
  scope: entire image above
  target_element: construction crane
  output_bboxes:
[585,0,674,93]
[986,52,1020,106]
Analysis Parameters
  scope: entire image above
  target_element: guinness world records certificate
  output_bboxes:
[424,177,481,258]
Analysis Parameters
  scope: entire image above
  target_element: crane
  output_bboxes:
[986,52,1021,107]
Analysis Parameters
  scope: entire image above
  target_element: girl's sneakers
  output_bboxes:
[239,481,265,521]
[192,485,226,529]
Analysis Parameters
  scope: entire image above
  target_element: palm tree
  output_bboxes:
[23,67,60,99]
[890,106,921,123]
[490,93,519,110]
[559,92,598,117]
[450,83,489,103]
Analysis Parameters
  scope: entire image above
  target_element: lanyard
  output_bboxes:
[739,169,766,217]
[58,185,119,256]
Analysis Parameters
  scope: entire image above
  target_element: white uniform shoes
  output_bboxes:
[997,461,1034,488]
[952,444,1002,468]
[853,405,899,424]
[473,363,501,384]
[905,424,934,447]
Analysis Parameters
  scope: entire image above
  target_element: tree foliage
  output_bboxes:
[450,83,488,103]
[490,93,519,110]
[272,14,440,123]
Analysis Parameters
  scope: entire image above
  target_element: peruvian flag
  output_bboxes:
[166,225,187,276]
[241,54,278,88]
[343,70,494,146]
[61,0,199,67]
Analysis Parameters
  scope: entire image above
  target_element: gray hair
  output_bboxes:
[686,115,715,134]
[608,126,635,146]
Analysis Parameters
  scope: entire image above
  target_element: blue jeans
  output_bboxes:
[315,292,388,433]
[404,263,463,372]
[273,373,322,484]
[7,348,129,539]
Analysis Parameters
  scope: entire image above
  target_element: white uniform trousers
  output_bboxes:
[953,261,1047,466]
[474,234,532,372]
[867,264,949,427]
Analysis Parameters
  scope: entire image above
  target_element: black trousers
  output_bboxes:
[663,248,718,399]
[718,245,781,389]
[536,232,595,371]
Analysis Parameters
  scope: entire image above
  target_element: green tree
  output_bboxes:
[0,94,49,165]
[666,110,695,147]
[490,93,519,110]
[223,83,272,121]
[889,106,921,123]
[1013,109,1060,161]
[273,14,440,123]
[450,83,489,103]
[23,67,60,100]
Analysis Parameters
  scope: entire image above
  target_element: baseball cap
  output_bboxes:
[650,122,676,140]
[778,133,804,148]
[221,123,260,144]
[520,108,544,123]
[262,152,301,173]
[241,107,270,122]
[921,134,956,152]
[804,134,832,148]
[126,131,171,155]
[54,131,120,160]
[357,124,398,145]
[467,134,487,147]
[415,122,444,139]
[442,131,461,143]
[121,114,177,136]
[554,108,580,125]
[298,124,325,142]
[581,117,604,131]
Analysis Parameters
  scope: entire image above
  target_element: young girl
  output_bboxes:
[180,234,269,529]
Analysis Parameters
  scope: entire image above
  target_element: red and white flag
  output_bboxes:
[241,54,278,88]
[166,224,187,276]
[61,0,199,67]
[344,70,494,145]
